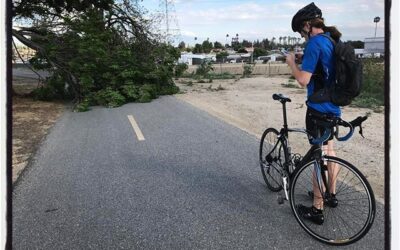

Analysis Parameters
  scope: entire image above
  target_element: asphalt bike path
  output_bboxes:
[12,96,385,249]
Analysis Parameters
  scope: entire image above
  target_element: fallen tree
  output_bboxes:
[13,0,180,110]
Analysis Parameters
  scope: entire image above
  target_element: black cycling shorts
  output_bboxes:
[305,107,334,145]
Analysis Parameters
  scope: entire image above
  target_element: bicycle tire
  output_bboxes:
[259,128,287,192]
[289,156,376,245]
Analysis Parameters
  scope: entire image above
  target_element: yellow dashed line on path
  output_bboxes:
[127,115,145,141]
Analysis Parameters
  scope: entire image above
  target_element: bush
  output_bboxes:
[31,86,55,101]
[174,63,188,77]
[121,85,140,102]
[352,59,384,108]
[138,92,152,103]
[75,99,90,112]
[159,85,179,95]
[94,88,126,108]
[196,60,214,76]
[139,84,157,99]
[208,72,235,79]
[243,64,254,77]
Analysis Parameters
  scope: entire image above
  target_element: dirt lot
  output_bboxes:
[11,76,385,203]
[175,76,385,203]
[12,77,65,183]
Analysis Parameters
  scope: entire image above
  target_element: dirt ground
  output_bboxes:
[175,76,385,203]
[12,78,65,183]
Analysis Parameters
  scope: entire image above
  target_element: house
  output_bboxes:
[178,52,216,65]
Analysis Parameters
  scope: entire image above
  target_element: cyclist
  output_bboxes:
[285,2,342,225]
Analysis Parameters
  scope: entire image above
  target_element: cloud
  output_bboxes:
[181,30,197,37]
[148,0,385,43]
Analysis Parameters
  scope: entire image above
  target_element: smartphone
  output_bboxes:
[281,49,289,55]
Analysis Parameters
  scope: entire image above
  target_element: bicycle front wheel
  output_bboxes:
[289,156,375,245]
[259,128,287,192]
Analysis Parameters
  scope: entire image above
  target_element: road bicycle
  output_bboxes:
[259,93,375,245]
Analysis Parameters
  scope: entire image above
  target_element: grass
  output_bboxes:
[182,72,236,80]
[281,79,300,88]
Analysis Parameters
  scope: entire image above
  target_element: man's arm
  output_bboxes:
[286,53,312,87]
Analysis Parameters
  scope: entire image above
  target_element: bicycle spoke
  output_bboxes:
[290,157,375,245]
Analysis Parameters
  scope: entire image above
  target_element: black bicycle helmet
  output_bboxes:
[291,2,322,32]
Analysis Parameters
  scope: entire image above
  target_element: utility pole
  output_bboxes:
[165,0,169,39]
[159,0,180,44]
[374,16,380,38]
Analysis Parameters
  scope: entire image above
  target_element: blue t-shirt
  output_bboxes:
[301,33,341,117]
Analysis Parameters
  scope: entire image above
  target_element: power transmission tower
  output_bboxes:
[159,0,180,44]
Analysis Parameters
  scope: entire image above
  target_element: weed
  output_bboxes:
[281,82,299,88]
[243,64,254,78]
[216,84,225,91]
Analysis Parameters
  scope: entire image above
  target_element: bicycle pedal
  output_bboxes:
[277,195,285,205]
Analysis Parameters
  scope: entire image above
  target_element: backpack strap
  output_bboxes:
[319,33,337,46]
[312,33,334,92]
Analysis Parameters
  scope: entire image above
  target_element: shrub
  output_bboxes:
[352,59,384,108]
[121,85,140,102]
[31,86,54,101]
[243,64,254,77]
[174,63,188,77]
[159,85,179,95]
[208,72,235,79]
[75,99,90,112]
[138,92,152,103]
[94,88,126,108]
[139,84,157,99]
[196,60,214,76]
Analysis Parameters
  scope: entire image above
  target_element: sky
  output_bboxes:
[139,0,385,46]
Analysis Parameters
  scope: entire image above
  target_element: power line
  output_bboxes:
[159,0,181,44]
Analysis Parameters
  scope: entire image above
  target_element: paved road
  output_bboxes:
[12,96,385,249]
[12,64,49,79]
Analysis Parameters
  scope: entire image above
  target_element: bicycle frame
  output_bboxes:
[275,97,332,200]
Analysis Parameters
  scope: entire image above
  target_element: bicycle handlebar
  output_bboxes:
[310,116,368,144]
[271,93,368,144]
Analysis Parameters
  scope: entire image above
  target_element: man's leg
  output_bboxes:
[323,140,339,194]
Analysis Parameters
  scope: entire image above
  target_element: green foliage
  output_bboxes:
[193,44,203,54]
[196,60,214,76]
[158,84,180,95]
[243,64,254,77]
[121,85,140,102]
[174,63,188,77]
[216,51,229,62]
[15,1,181,109]
[202,40,213,53]
[94,88,126,108]
[139,84,157,99]
[352,59,384,108]
[253,47,268,58]
[214,41,223,49]
[208,72,235,79]
[281,83,299,88]
[345,40,364,49]
[31,86,55,101]
[237,47,248,53]
[75,99,90,112]
[178,41,186,50]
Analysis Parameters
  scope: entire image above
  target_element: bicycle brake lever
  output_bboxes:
[359,125,365,138]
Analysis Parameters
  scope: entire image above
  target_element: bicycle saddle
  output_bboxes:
[273,93,292,103]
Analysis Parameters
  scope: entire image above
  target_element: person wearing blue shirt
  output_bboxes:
[286,2,343,225]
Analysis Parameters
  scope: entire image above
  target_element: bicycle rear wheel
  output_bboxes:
[289,156,376,245]
[259,128,287,192]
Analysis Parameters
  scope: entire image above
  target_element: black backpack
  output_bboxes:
[308,34,363,106]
